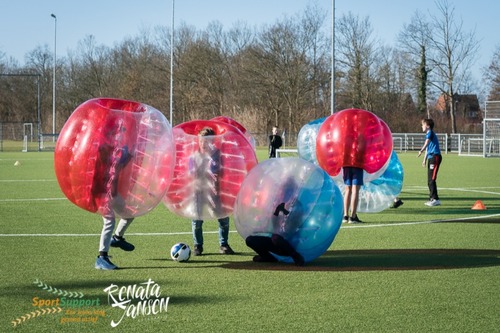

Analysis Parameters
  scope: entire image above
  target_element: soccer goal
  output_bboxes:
[483,101,500,157]
[276,148,299,158]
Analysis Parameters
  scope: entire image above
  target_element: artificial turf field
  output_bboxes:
[0,150,499,332]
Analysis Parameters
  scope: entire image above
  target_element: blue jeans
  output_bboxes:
[192,217,230,247]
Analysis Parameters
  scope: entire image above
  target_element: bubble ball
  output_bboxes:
[163,119,258,220]
[334,150,404,213]
[234,158,343,263]
[297,117,326,165]
[316,108,393,182]
[54,98,175,218]
[210,116,256,149]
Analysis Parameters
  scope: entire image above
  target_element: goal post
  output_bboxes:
[276,148,299,158]
[483,101,500,158]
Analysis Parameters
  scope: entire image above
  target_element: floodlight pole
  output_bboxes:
[331,0,335,115]
[36,74,41,151]
[51,13,57,141]
[169,0,175,125]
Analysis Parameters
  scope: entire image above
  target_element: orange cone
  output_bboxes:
[471,200,486,210]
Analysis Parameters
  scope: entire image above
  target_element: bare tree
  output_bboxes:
[426,0,479,133]
[398,10,431,115]
[483,45,500,100]
[335,12,379,111]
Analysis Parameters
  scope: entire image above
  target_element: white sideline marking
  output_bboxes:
[0,179,55,182]
[0,231,219,237]
[341,213,500,229]
[406,186,500,196]
[0,198,66,202]
[1,187,498,237]
[2,214,499,237]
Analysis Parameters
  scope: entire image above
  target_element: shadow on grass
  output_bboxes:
[221,249,500,272]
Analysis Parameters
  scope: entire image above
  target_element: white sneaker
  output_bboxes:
[425,199,441,206]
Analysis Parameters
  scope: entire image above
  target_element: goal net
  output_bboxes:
[483,101,500,157]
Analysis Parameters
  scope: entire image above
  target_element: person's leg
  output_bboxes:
[246,235,277,262]
[427,158,433,200]
[192,220,204,255]
[218,216,230,246]
[350,185,361,218]
[271,234,304,266]
[96,216,117,270]
[114,218,134,237]
[218,217,235,254]
[429,155,441,200]
[110,218,135,251]
[343,186,352,221]
[99,216,115,256]
[348,168,364,223]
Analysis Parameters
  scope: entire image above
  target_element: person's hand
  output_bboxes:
[421,159,426,167]
[417,150,422,157]
[118,145,132,165]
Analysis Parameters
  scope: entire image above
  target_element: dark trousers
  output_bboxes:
[246,234,296,260]
[427,155,442,200]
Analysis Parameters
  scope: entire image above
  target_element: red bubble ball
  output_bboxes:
[54,98,175,218]
[163,119,258,220]
[316,108,392,178]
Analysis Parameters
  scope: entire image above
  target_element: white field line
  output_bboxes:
[1,187,499,236]
[0,179,55,182]
[0,231,215,237]
[0,198,66,202]
[2,213,500,237]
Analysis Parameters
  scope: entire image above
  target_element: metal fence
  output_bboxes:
[1,125,498,157]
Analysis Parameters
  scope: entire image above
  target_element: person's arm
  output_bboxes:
[417,138,430,166]
[277,136,283,149]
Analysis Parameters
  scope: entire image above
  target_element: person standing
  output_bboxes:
[190,126,235,256]
[342,167,364,224]
[417,118,442,206]
[94,141,136,270]
[268,126,283,158]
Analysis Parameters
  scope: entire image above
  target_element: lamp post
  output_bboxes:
[169,0,175,125]
[51,13,57,141]
[331,0,335,115]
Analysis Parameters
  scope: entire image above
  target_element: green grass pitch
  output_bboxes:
[0,150,499,332]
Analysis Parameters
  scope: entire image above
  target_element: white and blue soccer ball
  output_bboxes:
[170,242,191,262]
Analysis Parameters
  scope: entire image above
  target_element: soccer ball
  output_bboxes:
[170,243,191,262]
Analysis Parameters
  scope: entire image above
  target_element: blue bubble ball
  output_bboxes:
[297,117,326,165]
[234,157,343,263]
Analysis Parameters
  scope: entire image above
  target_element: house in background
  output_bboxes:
[435,93,483,132]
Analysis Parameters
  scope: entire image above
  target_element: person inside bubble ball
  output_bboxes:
[190,126,235,256]
[268,126,283,158]
[342,167,364,224]
[245,202,305,266]
[94,123,136,270]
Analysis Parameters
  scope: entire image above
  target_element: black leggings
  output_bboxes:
[427,154,442,200]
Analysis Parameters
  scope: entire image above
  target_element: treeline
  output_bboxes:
[1,1,498,139]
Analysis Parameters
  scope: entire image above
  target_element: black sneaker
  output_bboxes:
[348,216,363,224]
[342,215,349,223]
[110,236,135,251]
[391,199,404,209]
[193,245,203,256]
[219,244,235,255]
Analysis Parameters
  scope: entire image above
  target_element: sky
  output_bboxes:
[1,0,499,81]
